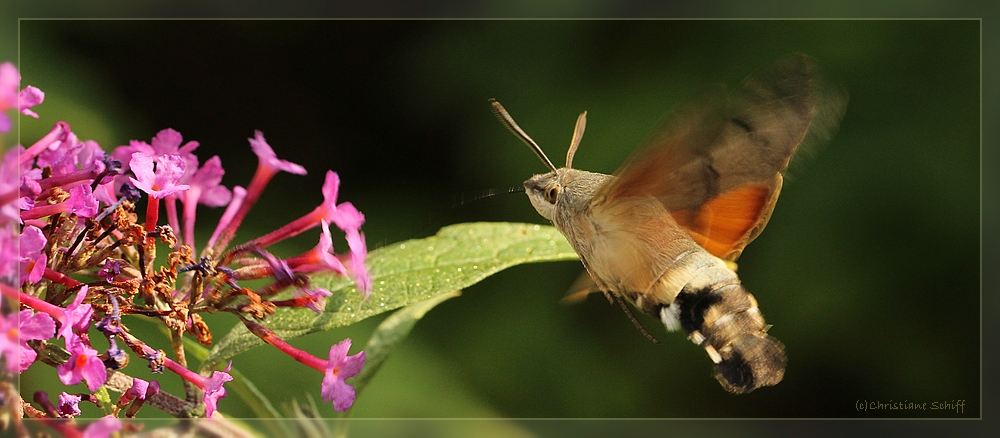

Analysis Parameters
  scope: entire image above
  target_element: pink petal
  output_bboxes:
[128,152,156,188]
[322,378,356,411]
[19,86,44,117]
[19,225,46,257]
[26,253,46,284]
[69,184,99,218]
[82,415,122,438]
[81,354,108,391]
[327,338,352,364]
[330,202,364,232]
[249,131,306,175]
[151,128,183,155]
[199,185,233,207]
[321,171,340,206]
[338,351,366,379]
[17,344,38,373]
[58,392,82,417]
[156,154,189,184]
[203,361,233,418]
[18,310,55,341]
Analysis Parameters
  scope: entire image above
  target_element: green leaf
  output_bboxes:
[350,289,462,404]
[201,222,576,372]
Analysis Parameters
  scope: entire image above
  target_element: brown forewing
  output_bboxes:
[594,53,847,261]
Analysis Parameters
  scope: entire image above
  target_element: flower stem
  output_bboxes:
[239,315,326,372]
[4,285,66,321]
[145,197,159,245]
[42,268,84,287]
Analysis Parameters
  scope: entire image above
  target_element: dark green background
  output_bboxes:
[17,20,978,420]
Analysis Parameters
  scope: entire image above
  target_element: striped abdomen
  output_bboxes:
[632,253,786,394]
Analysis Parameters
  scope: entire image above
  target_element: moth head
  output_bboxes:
[524,168,610,221]
[524,171,561,220]
[490,99,589,221]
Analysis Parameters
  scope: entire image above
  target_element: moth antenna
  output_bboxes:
[613,293,660,344]
[565,110,587,169]
[489,98,558,172]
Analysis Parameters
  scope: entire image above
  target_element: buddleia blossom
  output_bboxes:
[57,336,108,392]
[0,309,55,372]
[57,392,83,417]
[322,338,366,411]
[18,225,46,285]
[202,362,234,418]
[81,416,122,438]
[55,287,92,342]
[0,61,44,132]
[241,318,365,412]
[128,152,190,199]
[4,59,373,424]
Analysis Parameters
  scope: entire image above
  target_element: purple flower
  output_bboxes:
[2,148,22,223]
[110,140,154,173]
[0,228,16,285]
[318,170,341,218]
[82,415,122,438]
[36,132,102,177]
[57,285,93,342]
[184,155,232,207]
[69,184,99,218]
[57,336,108,391]
[0,62,19,116]
[150,128,200,160]
[297,285,333,314]
[18,225,47,285]
[335,204,371,294]
[319,171,371,294]
[128,152,190,199]
[249,130,306,176]
[0,309,56,373]
[20,169,42,200]
[203,361,233,418]
[97,259,121,283]
[117,377,160,417]
[19,181,103,222]
[133,377,160,400]
[179,155,232,247]
[205,130,306,250]
[289,220,347,276]
[321,338,365,411]
[19,85,44,118]
[0,62,42,132]
[57,392,82,417]
[111,128,199,173]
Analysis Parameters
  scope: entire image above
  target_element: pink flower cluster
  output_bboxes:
[0,62,44,133]
[1,61,371,425]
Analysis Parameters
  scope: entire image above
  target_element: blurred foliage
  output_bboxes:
[16,20,978,420]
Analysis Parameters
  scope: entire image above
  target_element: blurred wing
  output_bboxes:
[559,272,602,305]
[596,53,848,261]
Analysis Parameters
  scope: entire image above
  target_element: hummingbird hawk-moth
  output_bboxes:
[491,53,847,394]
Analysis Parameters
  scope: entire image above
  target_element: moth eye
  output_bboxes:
[545,186,559,204]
